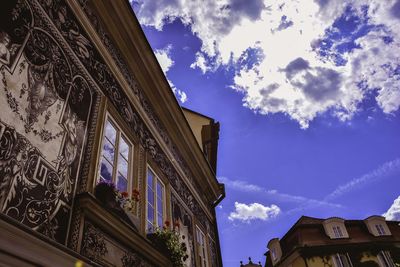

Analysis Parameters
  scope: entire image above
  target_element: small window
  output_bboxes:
[271,248,277,261]
[332,253,352,267]
[196,226,209,267]
[146,167,165,232]
[333,226,344,238]
[378,251,395,267]
[98,116,133,193]
[375,224,386,235]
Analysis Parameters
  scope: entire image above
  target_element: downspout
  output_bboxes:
[212,183,225,266]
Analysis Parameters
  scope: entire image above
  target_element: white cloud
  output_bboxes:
[132,0,400,128]
[154,45,188,103]
[325,158,400,201]
[218,176,263,193]
[154,45,174,73]
[228,202,281,222]
[219,176,341,209]
[383,195,400,221]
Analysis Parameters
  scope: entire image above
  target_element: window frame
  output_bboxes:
[97,113,135,195]
[375,224,386,236]
[378,251,395,267]
[332,253,352,267]
[145,165,167,232]
[332,225,344,238]
[196,225,209,267]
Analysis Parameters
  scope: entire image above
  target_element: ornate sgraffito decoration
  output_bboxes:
[0,0,97,244]
[121,251,153,267]
[81,222,108,261]
[36,0,213,230]
[82,221,153,267]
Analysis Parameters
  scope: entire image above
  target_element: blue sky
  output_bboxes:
[130,0,400,266]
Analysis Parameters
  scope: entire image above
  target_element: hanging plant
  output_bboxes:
[94,181,140,229]
[147,221,189,267]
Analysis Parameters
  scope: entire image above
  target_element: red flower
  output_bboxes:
[121,191,129,198]
[132,189,140,196]
[164,220,170,227]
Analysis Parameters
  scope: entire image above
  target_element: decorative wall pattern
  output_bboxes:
[36,0,212,231]
[0,0,98,244]
[0,0,219,260]
[82,221,154,267]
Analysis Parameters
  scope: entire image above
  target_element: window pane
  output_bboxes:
[157,180,163,199]
[147,220,153,232]
[157,198,163,214]
[147,169,154,187]
[119,137,130,159]
[337,227,343,237]
[117,174,128,192]
[118,155,128,177]
[100,158,113,182]
[104,120,116,144]
[147,187,154,206]
[147,205,154,224]
[102,138,115,162]
[157,214,163,227]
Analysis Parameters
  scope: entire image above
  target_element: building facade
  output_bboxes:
[0,0,225,266]
[264,216,400,267]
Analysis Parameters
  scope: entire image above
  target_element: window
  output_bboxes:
[196,226,209,267]
[332,253,352,267]
[146,167,165,232]
[378,251,395,267]
[375,224,386,235]
[271,248,277,261]
[333,226,344,238]
[99,116,132,193]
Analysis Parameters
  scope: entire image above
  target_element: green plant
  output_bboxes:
[150,221,189,267]
[115,188,140,213]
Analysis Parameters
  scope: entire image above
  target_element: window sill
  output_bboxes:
[76,192,171,267]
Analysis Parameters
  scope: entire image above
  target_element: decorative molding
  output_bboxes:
[68,205,82,251]
[121,251,153,267]
[81,222,108,262]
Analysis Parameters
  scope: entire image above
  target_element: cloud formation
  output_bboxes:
[154,45,188,103]
[219,176,341,209]
[383,195,400,221]
[228,202,281,222]
[325,158,400,201]
[132,0,400,128]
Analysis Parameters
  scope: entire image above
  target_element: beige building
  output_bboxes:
[265,216,400,267]
[0,0,225,266]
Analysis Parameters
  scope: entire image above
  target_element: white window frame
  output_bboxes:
[98,113,134,194]
[271,248,277,261]
[375,224,386,235]
[332,253,352,267]
[333,225,344,238]
[146,166,166,232]
[378,251,395,267]
[196,226,209,267]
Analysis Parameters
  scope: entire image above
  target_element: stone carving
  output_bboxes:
[81,223,108,261]
[0,0,97,244]
[121,251,153,267]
